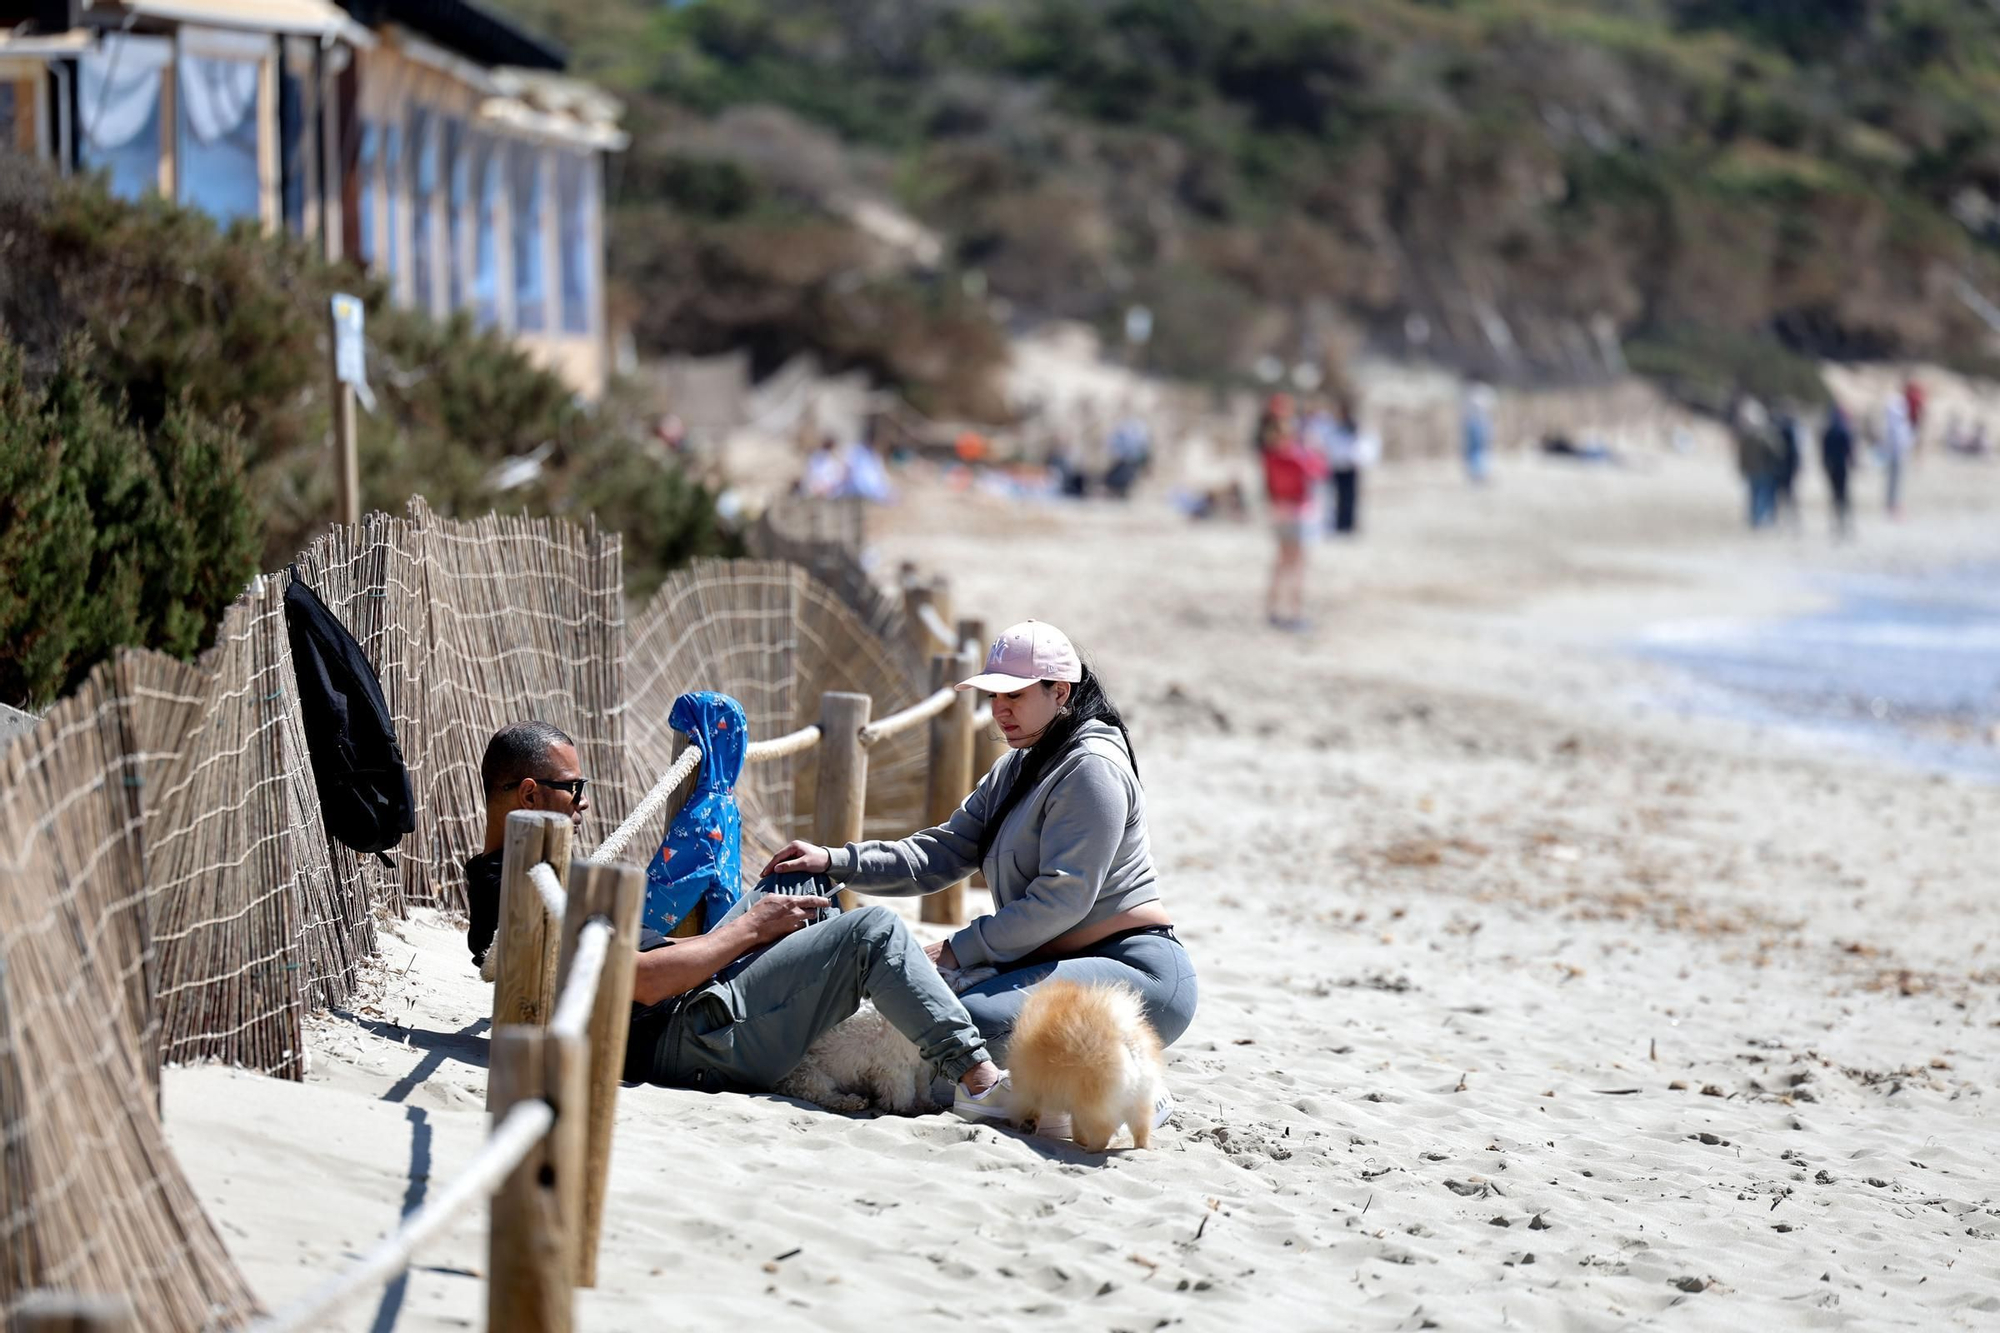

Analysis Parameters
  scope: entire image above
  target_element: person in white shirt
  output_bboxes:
[1878,392,1914,517]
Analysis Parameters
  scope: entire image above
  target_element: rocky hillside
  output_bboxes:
[502,0,2000,414]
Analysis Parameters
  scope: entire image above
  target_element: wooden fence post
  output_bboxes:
[493,813,552,1039]
[13,1294,135,1331]
[489,1025,582,1333]
[537,814,573,1026]
[957,616,986,662]
[813,692,872,912]
[661,729,694,832]
[970,687,1007,905]
[921,650,977,924]
[557,857,643,1289]
[928,575,954,647]
[958,617,992,891]
[902,582,937,664]
[493,813,572,1027]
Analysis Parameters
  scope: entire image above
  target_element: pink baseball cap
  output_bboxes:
[957,620,1082,693]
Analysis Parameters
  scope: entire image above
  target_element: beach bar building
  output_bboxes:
[0,0,625,395]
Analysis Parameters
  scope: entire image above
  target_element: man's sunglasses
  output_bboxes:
[503,776,589,799]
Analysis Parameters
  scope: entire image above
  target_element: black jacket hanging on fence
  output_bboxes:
[284,570,416,860]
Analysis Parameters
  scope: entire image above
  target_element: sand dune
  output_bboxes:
[168,446,1999,1330]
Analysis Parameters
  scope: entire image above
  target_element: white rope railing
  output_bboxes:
[248,1099,556,1333]
[972,705,993,731]
[548,920,611,1041]
[745,723,821,762]
[593,742,703,864]
[527,860,566,920]
[859,686,956,748]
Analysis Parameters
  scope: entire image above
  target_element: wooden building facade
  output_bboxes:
[0,0,623,395]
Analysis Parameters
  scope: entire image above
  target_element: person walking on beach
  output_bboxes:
[1879,390,1915,518]
[800,434,846,498]
[1734,398,1783,529]
[464,722,1006,1104]
[1257,394,1324,631]
[1821,403,1855,538]
[1461,381,1496,485]
[1774,407,1803,527]
[762,621,1194,1130]
[1324,401,1373,535]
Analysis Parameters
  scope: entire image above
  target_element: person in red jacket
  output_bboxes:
[1256,394,1326,631]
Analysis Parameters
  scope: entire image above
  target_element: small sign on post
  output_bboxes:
[330,293,376,411]
[328,293,372,528]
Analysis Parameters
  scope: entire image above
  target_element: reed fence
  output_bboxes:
[0,656,255,1328]
[0,495,993,1329]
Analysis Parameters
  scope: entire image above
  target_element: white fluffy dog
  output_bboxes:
[773,964,998,1115]
[773,1000,932,1114]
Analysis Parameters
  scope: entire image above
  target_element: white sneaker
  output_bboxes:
[1026,1089,1171,1141]
[1028,1111,1071,1139]
[952,1072,1014,1123]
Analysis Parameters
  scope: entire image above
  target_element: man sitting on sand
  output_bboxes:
[466,722,1006,1106]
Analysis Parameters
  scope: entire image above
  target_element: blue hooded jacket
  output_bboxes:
[642,691,747,936]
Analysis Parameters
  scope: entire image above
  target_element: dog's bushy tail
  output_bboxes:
[1010,980,1163,1142]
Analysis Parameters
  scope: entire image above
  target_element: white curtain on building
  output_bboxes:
[177,50,261,223]
[177,53,256,143]
[78,35,171,199]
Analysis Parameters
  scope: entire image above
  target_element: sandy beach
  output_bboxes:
[166,443,2000,1331]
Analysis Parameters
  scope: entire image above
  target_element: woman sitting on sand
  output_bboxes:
[761,620,1196,1113]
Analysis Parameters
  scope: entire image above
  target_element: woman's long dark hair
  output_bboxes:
[974,662,1138,862]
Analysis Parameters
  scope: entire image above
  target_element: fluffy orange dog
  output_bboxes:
[1008,980,1166,1151]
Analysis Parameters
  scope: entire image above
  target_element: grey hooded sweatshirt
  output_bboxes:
[825,719,1158,967]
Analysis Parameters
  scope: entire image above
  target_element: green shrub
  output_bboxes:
[0,163,733,702]
[0,339,258,708]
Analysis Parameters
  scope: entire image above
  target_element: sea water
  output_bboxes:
[1635,564,2000,782]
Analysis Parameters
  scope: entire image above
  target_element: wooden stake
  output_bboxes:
[537,813,573,1030]
[812,692,872,912]
[488,1026,580,1333]
[661,729,694,832]
[902,582,937,663]
[955,616,995,895]
[920,650,977,924]
[970,678,1008,906]
[928,575,954,648]
[327,301,359,528]
[492,812,559,1067]
[556,857,643,1289]
[957,617,987,665]
[13,1293,136,1332]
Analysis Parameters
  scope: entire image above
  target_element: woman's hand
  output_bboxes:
[760,840,830,877]
[924,938,959,971]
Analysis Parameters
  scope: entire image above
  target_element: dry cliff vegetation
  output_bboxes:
[499,0,2000,414]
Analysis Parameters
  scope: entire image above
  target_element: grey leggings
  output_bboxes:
[632,903,991,1093]
[959,929,1198,1064]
